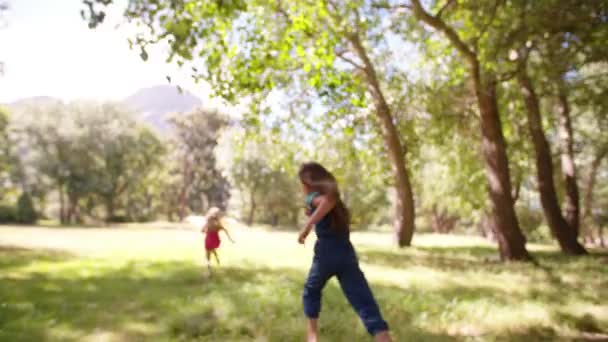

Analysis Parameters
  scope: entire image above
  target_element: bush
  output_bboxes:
[516,205,550,243]
[0,205,17,223]
[108,215,132,223]
[16,193,37,224]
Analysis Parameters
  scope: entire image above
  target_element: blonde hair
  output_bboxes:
[205,207,222,220]
[203,207,223,232]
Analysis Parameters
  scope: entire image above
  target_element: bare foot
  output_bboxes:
[374,331,392,342]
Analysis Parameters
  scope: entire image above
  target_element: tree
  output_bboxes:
[13,102,81,223]
[167,108,230,220]
[516,60,585,254]
[575,62,608,245]
[43,102,167,223]
[16,192,37,224]
[83,0,417,247]
[231,157,271,225]
[400,0,531,260]
[505,1,606,252]
[0,1,8,76]
[13,102,165,223]
[0,107,12,201]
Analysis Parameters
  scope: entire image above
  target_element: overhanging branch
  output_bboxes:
[410,0,477,65]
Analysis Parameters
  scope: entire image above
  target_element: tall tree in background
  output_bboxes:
[12,102,165,223]
[83,0,417,247]
[540,2,607,237]
[168,108,229,220]
[506,1,607,254]
[401,0,530,260]
[15,102,83,223]
[0,1,8,76]
[0,107,13,202]
[79,103,166,222]
[576,62,608,245]
[516,55,586,254]
[508,1,606,251]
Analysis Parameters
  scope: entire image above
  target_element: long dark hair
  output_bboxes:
[298,162,350,237]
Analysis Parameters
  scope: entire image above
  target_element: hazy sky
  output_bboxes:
[0,0,213,103]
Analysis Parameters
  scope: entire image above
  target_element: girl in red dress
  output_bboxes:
[201,207,234,274]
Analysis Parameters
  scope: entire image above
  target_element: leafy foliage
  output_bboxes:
[166,108,230,218]
[0,205,16,223]
[16,192,37,224]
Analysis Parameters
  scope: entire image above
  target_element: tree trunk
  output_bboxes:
[105,197,115,223]
[348,32,416,247]
[271,214,279,227]
[58,183,66,224]
[557,89,581,236]
[145,193,153,221]
[247,190,256,226]
[178,157,192,221]
[518,71,586,255]
[512,176,522,203]
[583,146,607,245]
[410,0,530,260]
[431,204,458,234]
[292,208,299,227]
[473,68,530,261]
[178,189,188,221]
[67,194,82,224]
[478,211,497,242]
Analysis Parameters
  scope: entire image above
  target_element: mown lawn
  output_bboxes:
[0,224,606,341]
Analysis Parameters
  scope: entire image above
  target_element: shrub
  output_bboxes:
[108,215,132,223]
[0,205,17,223]
[16,193,37,224]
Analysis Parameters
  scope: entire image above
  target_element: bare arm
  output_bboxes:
[298,195,336,244]
[221,226,235,243]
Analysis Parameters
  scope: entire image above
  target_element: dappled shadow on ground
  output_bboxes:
[357,245,608,340]
[0,246,453,341]
[358,245,499,273]
[1,245,606,341]
[358,244,608,277]
[0,245,73,270]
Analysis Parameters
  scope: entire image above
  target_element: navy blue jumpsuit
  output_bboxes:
[302,192,389,336]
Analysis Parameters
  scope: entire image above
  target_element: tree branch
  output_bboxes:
[436,0,456,18]
[371,2,412,10]
[410,0,477,65]
[336,49,365,70]
[474,0,501,45]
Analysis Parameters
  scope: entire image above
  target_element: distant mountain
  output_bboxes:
[5,85,202,134]
[123,85,202,133]
[8,96,63,109]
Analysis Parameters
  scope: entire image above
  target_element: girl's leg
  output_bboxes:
[302,261,331,342]
[205,250,212,273]
[336,263,391,340]
[212,250,220,265]
[306,318,318,342]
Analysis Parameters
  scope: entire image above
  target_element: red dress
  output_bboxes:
[205,230,221,251]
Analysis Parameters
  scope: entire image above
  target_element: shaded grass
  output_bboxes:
[0,226,607,341]
[0,250,452,341]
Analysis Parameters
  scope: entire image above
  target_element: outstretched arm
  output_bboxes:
[221,226,235,243]
[298,195,336,244]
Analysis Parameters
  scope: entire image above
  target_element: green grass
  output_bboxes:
[0,224,606,341]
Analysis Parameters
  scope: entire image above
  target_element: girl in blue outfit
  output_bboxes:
[297,162,392,342]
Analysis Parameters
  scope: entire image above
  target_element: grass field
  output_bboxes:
[0,223,607,341]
